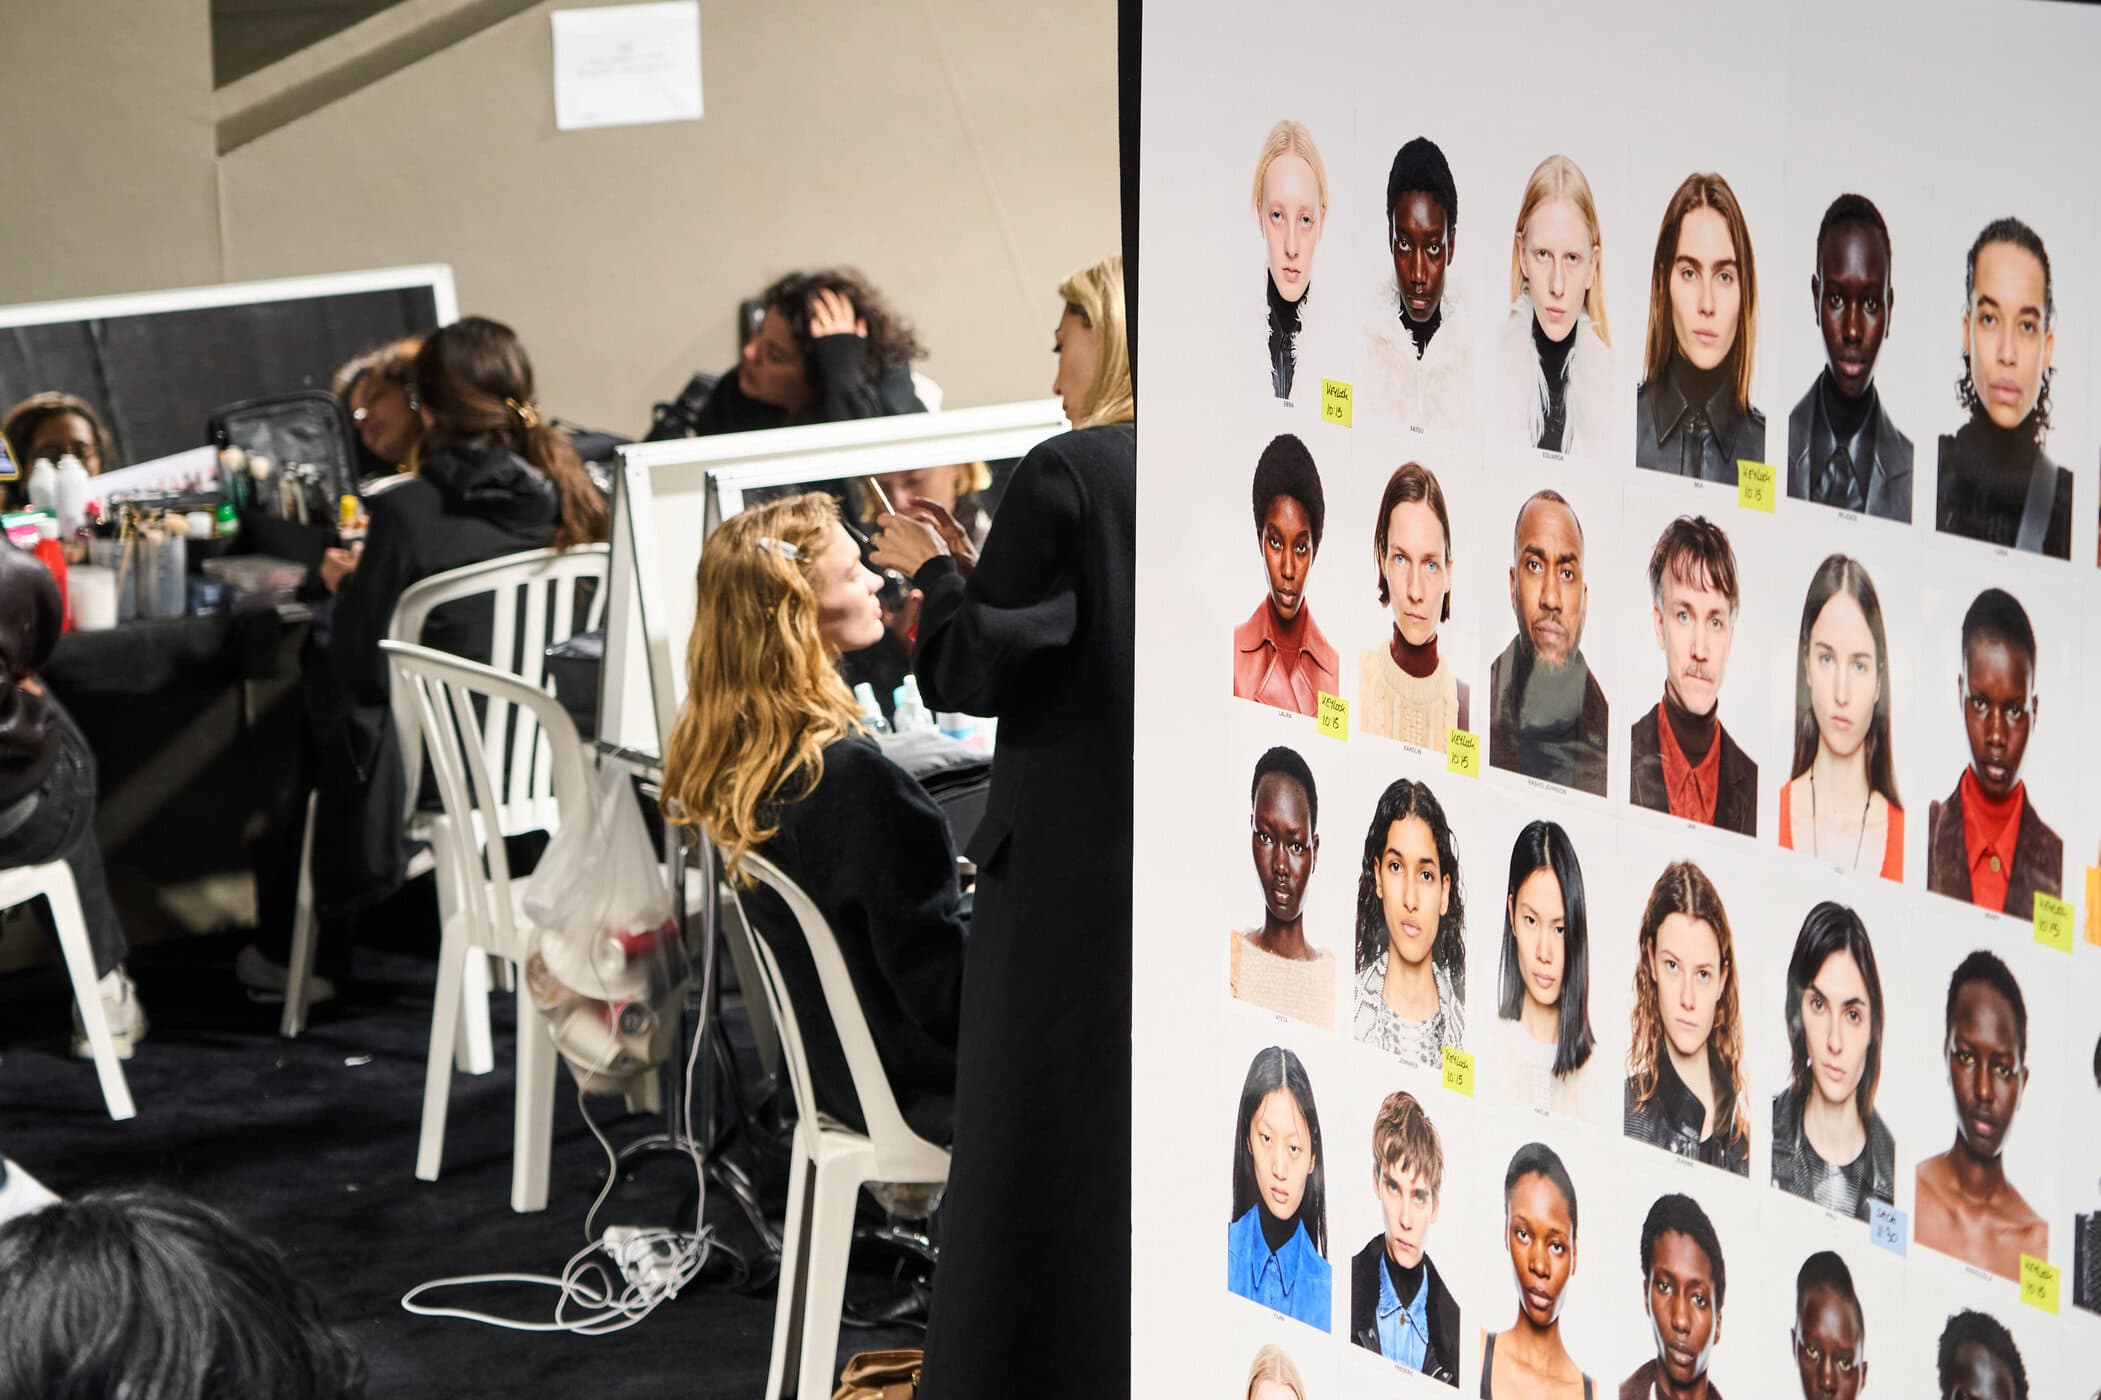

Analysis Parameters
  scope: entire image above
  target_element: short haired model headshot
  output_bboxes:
[1925,588,2062,918]
[1364,136,1473,429]
[1623,861,1750,1176]
[1234,434,1338,716]
[1635,172,1765,482]
[1935,1309,2028,1400]
[1478,1141,1592,1400]
[1493,154,1613,456]
[1629,516,1756,836]
[1226,1046,1332,1331]
[1792,1250,1867,1400]
[1770,902,1893,1220]
[1348,1091,1458,1385]
[1358,462,1470,751]
[1622,1193,1727,1400]
[1351,778,1466,1069]
[1913,950,2046,1281]
[1935,217,2072,559]
[1231,746,1335,1029]
[1786,194,1913,521]
[1778,555,1903,881]
[1493,819,1598,1117]
[1253,120,1330,402]
[1245,1342,1309,1400]
[1488,490,1608,796]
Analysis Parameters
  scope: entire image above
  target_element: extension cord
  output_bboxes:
[604,1225,687,1295]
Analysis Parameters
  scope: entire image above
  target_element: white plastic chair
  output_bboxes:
[0,861,135,1120]
[281,545,607,1039]
[383,638,591,1213]
[725,851,951,1400]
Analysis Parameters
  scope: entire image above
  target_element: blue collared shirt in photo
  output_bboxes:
[1225,1206,1331,1331]
[1375,1253,1430,1370]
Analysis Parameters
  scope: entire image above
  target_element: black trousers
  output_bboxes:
[0,696,128,979]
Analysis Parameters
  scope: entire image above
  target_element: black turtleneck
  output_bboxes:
[1405,304,1441,358]
[1819,367,1874,444]
[1661,685,1718,766]
[1258,1205,1299,1254]
[1384,1250,1426,1309]
[1668,349,1732,417]
[1267,275,1305,399]
[1533,316,1576,451]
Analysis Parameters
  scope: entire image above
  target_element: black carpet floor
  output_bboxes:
[0,898,921,1399]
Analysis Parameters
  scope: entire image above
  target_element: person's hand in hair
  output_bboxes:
[870,510,948,578]
[807,287,868,340]
[904,500,980,576]
[318,544,362,594]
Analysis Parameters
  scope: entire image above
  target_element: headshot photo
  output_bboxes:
[1230,746,1336,1030]
[1792,1251,1868,1400]
[1786,194,1913,520]
[1351,779,1466,1069]
[1621,1194,1727,1400]
[1629,516,1756,835]
[2076,1031,2099,1316]
[1227,1046,1332,1330]
[1488,490,1608,796]
[1234,434,1338,716]
[1778,555,1903,881]
[1363,136,1473,429]
[1478,1142,1592,1400]
[1635,172,1765,482]
[1925,589,2061,918]
[1254,120,1330,402]
[1357,462,1470,751]
[1493,820,1599,1118]
[1623,862,1750,1176]
[1935,217,2073,559]
[1245,1343,1309,1400]
[1770,902,1894,1220]
[1935,1310,2028,1400]
[1493,154,1614,456]
[1914,950,2046,1281]
[1348,1091,1459,1386]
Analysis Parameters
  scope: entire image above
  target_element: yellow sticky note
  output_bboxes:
[1320,378,1353,427]
[1736,460,1777,512]
[1441,1046,1475,1098]
[1446,728,1481,778]
[2019,1254,2060,1315]
[1316,692,1348,742]
[2034,893,2074,954]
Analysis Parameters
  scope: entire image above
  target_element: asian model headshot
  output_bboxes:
[1351,779,1467,1069]
[1493,155,1614,456]
[1348,1091,1460,1386]
[1478,1142,1593,1400]
[1245,1343,1309,1400]
[1621,1194,1728,1400]
[1925,589,2061,918]
[1364,136,1473,429]
[1913,950,2046,1281]
[1254,120,1330,402]
[1357,462,1470,751]
[1488,491,1608,796]
[1792,1251,1868,1400]
[1935,1310,2029,1400]
[1635,173,1765,481]
[1227,1046,1333,1331]
[1623,862,1751,1176]
[1231,746,1336,1030]
[1778,555,1903,881]
[1786,195,1913,520]
[1935,218,2072,559]
[1234,433,1338,715]
[1629,516,1756,835]
[1493,820,1599,1118]
[1770,903,1895,1220]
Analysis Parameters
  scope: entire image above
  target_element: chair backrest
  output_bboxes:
[381,639,590,964]
[732,851,942,1162]
[721,877,827,1146]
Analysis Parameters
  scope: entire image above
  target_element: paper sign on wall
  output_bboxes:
[552,2,703,133]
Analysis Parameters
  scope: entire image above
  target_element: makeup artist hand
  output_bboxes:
[870,511,947,577]
[901,500,978,576]
[319,543,362,594]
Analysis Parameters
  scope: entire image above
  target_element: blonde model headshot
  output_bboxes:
[1493,155,1613,456]
[1252,120,1330,402]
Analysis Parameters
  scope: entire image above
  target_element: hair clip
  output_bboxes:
[503,397,543,430]
[756,535,801,561]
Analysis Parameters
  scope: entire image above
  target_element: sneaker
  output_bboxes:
[234,943,336,1007]
[71,966,147,1060]
[0,1157,59,1225]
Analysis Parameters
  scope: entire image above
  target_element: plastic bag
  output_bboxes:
[523,761,690,1093]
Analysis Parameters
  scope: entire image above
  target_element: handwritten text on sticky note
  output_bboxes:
[1316,692,1348,742]
[1321,379,1353,427]
[1737,460,1777,512]
[2019,1254,2060,1314]
[2034,892,2074,954]
[1441,1046,1475,1098]
[1868,1201,1907,1256]
[1446,728,1480,778]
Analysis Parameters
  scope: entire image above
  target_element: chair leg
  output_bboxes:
[510,978,555,1213]
[797,1159,865,1400]
[46,866,135,1122]
[456,950,495,1075]
[765,1131,815,1400]
[417,919,471,1182]
[280,791,319,1039]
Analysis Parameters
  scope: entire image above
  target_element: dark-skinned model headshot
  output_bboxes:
[1364,137,1473,429]
[1230,746,1335,1029]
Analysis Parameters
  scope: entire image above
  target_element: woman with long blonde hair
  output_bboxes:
[1493,154,1614,457]
[661,492,964,1144]
[1622,861,1750,1176]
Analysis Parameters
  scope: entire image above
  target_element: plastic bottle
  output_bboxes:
[936,710,975,742]
[890,675,932,734]
[214,501,239,539]
[31,517,72,633]
[852,682,890,734]
[53,454,89,538]
[25,457,56,516]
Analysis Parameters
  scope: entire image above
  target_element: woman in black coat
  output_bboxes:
[871,255,1135,1397]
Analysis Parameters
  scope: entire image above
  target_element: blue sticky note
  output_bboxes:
[1868,1200,1906,1256]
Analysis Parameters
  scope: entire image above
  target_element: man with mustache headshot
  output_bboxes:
[1489,490,1608,796]
[1629,516,1755,835]
[1914,950,2047,1281]
[1926,589,2061,918]
[1364,136,1473,430]
[1621,1194,1728,1400]
[1787,194,1913,522]
[1791,1251,1868,1400]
